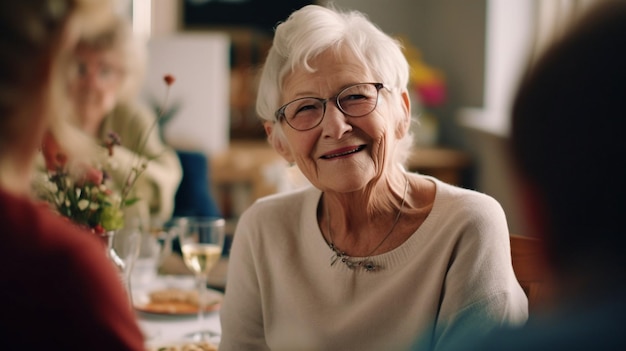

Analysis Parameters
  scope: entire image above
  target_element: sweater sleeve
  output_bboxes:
[428,191,528,351]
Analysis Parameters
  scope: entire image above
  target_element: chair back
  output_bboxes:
[173,150,222,218]
[510,234,546,311]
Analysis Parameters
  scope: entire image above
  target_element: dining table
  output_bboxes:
[132,255,229,350]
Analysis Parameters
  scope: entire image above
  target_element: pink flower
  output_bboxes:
[416,82,446,107]
[80,167,104,186]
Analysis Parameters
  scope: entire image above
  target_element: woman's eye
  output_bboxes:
[343,94,367,102]
[76,62,88,76]
[297,104,318,112]
[292,103,321,119]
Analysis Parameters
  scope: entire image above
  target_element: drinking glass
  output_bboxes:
[112,227,141,304]
[132,217,181,287]
[179,217,225,342]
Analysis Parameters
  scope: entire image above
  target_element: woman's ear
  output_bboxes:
[394,89,412,139]
[264,121,295,163]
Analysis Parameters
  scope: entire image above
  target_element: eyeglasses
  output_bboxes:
[275,82,385,131]
[74,60,124,85]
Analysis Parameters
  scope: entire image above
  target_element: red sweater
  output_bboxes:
[0,188,145,350]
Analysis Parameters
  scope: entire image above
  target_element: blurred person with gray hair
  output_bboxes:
[66,14,182,225]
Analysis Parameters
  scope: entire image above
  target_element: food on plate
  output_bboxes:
[137,288,222,314]
[150,288,200,305]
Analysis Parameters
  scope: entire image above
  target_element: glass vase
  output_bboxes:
[101,230,139,305]
[102,230,127,275]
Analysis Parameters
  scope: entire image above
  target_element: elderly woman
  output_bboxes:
[67,15,182,224]
[219,4,527,351]
[0,0,145,350]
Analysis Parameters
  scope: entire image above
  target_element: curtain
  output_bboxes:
[530,0,606,63]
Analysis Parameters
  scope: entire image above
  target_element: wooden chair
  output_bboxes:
[510,234,547,311]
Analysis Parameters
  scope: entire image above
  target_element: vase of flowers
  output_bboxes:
[33,74,175,280]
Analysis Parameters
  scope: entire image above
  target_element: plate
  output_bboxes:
[134,287,223,315]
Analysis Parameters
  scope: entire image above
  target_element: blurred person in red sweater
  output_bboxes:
[0,1,146,349]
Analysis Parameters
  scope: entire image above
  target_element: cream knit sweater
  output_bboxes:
[220,176,528,351]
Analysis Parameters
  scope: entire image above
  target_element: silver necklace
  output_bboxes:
[325,176,409,272]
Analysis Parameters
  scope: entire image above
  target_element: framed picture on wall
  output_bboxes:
[183,0,314,140]
[183,0,314,34]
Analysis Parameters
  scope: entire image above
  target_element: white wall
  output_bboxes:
[458,0,535,137]
[143,33,231,156]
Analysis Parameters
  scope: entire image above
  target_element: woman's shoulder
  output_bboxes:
[247,186,318,214]
[430,177,504,214]
[236,186,318,225]
[423,177,508,238]
[109,102,156,127]
[0,188,104,260]
[232,186,318,244]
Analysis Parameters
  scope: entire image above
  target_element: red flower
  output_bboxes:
[93,224,105,235]
[164,74,175,86]
[103,132,121,157]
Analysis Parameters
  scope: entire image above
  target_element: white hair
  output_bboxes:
[256,4,413,165]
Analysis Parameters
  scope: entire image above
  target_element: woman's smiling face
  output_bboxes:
[268,48,406,193]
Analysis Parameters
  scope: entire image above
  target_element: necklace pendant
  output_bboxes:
[325,176,407,273]
[343,258,357,269]
[362,260,379,272]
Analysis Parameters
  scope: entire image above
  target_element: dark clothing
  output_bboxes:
[438,292,626,351]
[0,189,146,350]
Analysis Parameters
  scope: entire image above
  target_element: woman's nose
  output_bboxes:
[76,70,103,90]
[321,102,352,139]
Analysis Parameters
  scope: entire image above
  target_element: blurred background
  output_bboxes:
[117,0,601,238]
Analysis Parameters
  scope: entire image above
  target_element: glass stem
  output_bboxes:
[197,274,207,340]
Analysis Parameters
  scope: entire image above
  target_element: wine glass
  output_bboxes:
[179,217,225,342]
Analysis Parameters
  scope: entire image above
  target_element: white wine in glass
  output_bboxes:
[180,217,225,342]
[182,243,222,275]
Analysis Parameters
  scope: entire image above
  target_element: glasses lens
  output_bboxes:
[337,84,380,117]
[283,98,325,131]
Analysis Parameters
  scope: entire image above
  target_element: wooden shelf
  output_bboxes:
[407,147,471,185]
[210,141,471,218]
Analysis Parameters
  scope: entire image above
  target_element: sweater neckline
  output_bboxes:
[307,176,445,271]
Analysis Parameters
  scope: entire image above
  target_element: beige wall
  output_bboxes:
[154,0,486,147]
[323,0,487,148]
[152,0,530,235]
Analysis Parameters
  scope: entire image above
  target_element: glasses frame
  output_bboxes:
[274,82,385,131]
